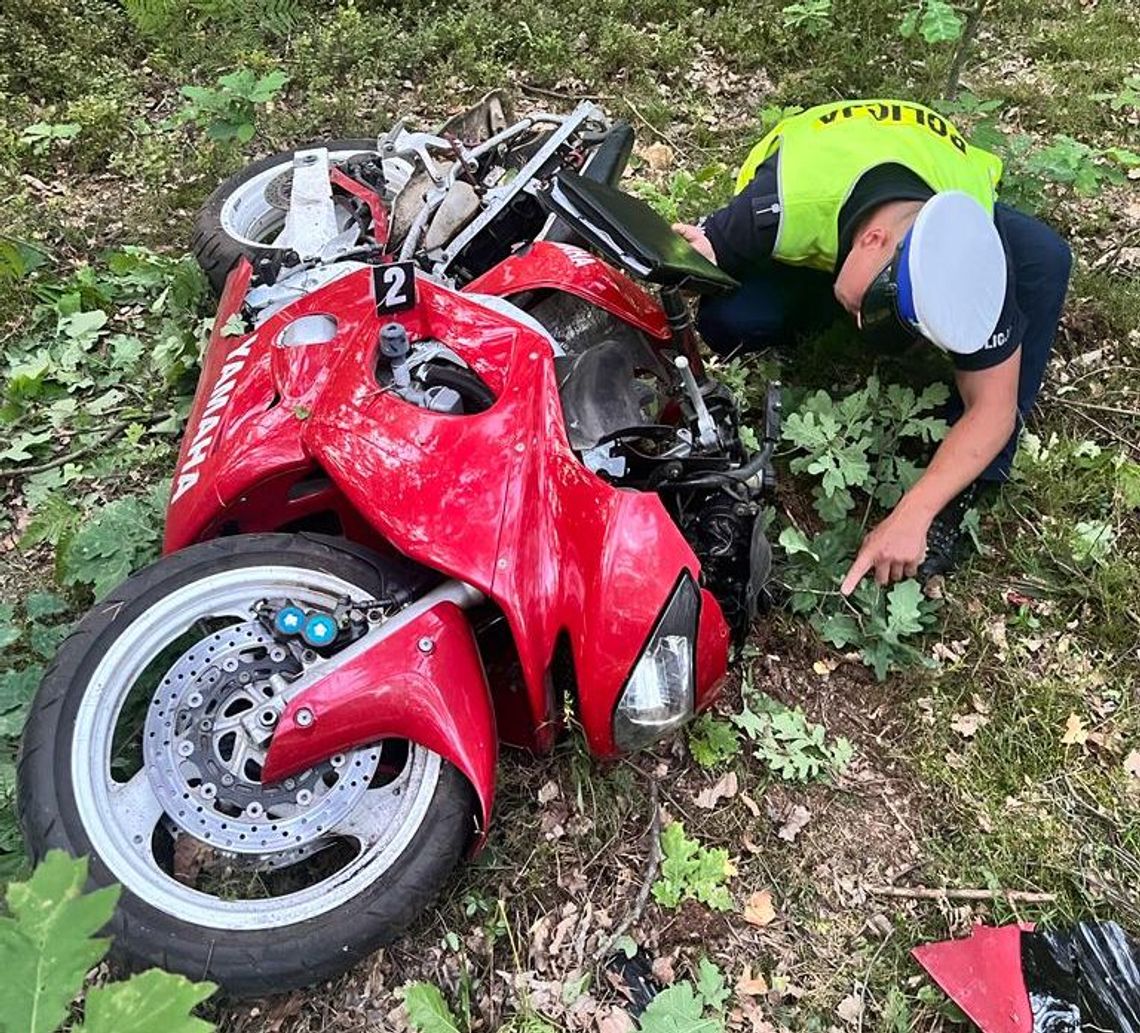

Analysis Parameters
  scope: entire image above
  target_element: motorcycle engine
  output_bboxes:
[677,492,772,637]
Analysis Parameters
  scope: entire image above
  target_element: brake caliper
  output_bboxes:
[256,596,387,653]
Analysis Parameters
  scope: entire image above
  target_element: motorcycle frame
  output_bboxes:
[165,245,730,830]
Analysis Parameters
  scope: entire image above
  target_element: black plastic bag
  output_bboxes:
[1023,921,1140,1032]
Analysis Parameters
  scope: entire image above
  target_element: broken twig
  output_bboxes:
[865,884,1056,904]
[519,82,611,103]
[596,779,662,960]
[0,420,131,479]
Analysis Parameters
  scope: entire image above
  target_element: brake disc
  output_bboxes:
[142,620,381,856]
[264,169,294,211]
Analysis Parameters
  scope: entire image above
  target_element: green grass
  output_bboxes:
[2,1,1139,1030]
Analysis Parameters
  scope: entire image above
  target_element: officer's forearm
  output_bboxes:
[701,161,781,277]
[895,403,1016,520]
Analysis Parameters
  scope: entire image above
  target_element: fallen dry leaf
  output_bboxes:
[775,804,811,843]
[736,965,769,997]
[261,992,305,1033]
[739,792,761,818]
[744,889,776,927]
[867,913,893,938]
[540,811,566,840]
[538,779,561,804]
[1089,695,1118,720]
[836,994,864,1024]
[922,574,945,599]
[695,771,738,810]
[1086,729,1123,756]
[931,641,963,664]
[987,618,1009,653]
[597,1007,636,1033]
[1125,750,1140,778]
[950,711,989,738]
[548,909,578,957]
[651,955,676,984]
[1061,713,1089,746]
[641,142,675,171]
[172,835,213,885]
[735,998,778,1033]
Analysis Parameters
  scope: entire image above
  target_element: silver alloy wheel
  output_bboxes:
[218,151,414,250]
[70,565,441,931]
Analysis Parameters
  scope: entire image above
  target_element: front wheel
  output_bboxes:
[18,534,475,996]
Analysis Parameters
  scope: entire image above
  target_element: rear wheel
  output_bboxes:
[18,534,474,996]
[191,141,411,296]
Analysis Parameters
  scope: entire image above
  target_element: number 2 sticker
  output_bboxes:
[374,261,416,314]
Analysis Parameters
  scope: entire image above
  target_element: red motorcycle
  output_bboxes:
[18,96,778,995]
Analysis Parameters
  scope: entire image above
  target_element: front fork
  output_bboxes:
[660,285,705,377]
[260,580,498,838]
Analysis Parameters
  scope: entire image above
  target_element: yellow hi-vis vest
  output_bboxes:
[734,99,1004,272]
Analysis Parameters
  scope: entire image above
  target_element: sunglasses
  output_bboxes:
[857,239,921,356]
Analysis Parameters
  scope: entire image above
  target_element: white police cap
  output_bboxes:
[896,191,1006,355]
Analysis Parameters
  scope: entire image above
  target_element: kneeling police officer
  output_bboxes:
[674,98,1072,593]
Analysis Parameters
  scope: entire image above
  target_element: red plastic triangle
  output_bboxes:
[912,924,1035,1033]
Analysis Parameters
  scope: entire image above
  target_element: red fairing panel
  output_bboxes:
[164,261,431,551]
[261,601,497,830]
[912,925,1036,1033]
[166,263,729,759]
[300,270,729,755]
[164,258,314,551]
[464,240,671,341]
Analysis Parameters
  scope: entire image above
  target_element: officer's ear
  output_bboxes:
[855,222,891,256]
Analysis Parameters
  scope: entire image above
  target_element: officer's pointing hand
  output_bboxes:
[672,223,718,265]
[840,506,930,595]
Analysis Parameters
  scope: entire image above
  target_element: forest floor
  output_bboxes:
[1,1,1138,1030]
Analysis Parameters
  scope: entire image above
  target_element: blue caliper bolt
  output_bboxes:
[302,612,338,647]
[275,606,306,636]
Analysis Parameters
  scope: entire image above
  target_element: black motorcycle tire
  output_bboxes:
[18,533,475,997]
[191,139,380,297]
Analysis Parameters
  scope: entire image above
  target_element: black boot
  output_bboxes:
[918,483,979,580]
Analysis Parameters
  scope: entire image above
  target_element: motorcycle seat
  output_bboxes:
[538,170,740,295]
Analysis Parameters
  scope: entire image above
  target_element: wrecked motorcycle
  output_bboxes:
[18,96,780,994]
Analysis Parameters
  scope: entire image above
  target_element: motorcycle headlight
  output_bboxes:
[612,573,699,751]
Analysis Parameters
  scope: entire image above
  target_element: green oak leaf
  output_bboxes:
[402,982,462,1033]
[696,957,730,1012]
[919,0,964,43]
[640,982,723,1033]
[777,526,819,561]
[886,580,927,638]
[860,638,897,681]
[75,969,215,1033]
[28,622,69,660]
[0,666,44,737]
[24,592,69,622]
[60,491,163,599]
[814,611,862,648]
[1117,460,1140,509]
[688,715,740,768]
[1106,147,1140,167]
[0,602,19,649]
[0,852,120,1033]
